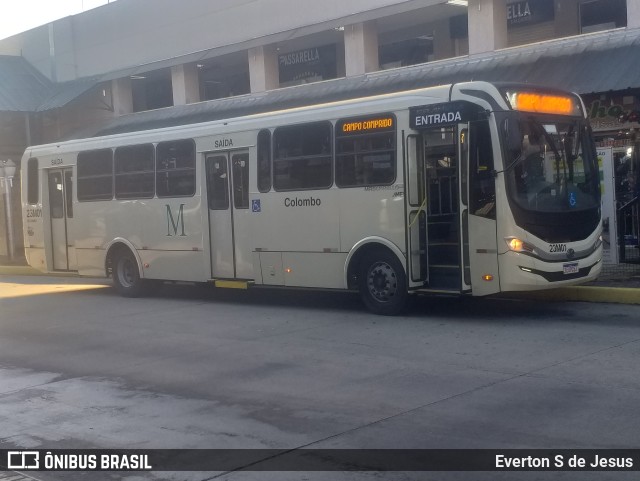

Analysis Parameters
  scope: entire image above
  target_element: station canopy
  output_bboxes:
[1,26,639,137]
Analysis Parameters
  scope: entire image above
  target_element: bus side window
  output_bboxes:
[156,139,196,198]
[77,149,114,201]
[335,113,396,188]
[114,144,155,199]
[469,120,496,219]
[27,158,39,204]
[273,122,332,191]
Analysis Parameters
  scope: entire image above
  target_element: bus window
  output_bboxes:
[232,153,249,209]
[64,170,73,218]
[469,120,496,219]
[273,122,332,191]
[257,129,271,193]
[206,155,229,210]
[156,139,195,197]
[115,144,155,199]
[48,172,64,218]
[335,113,396,187]
[27,158,38,204]
[424,127,457,216]
[77,149,113,201]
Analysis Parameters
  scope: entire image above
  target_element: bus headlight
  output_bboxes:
[505,237,535,253]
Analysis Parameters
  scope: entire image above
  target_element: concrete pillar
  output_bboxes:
[344,21,379,77]
[171,64,201,106]
[248,45,279,93]
[468,0,508,55]
[628,0,640,28]
[111,78,133,116]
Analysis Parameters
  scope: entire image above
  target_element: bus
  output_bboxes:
[21,81,603,315]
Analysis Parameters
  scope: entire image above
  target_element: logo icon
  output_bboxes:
[7,451,40,469]
[252,199,261,213]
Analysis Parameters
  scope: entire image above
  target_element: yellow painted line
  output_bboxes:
[214,280,249,289]
[512,286,640,305]
[0,265,44,276]
[0,265,77,277]
[0,282,109,299]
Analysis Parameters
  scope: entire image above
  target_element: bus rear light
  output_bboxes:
[482,274,494,281]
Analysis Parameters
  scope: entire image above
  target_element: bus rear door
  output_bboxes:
[47,168,77,271]
[205,150,252,280]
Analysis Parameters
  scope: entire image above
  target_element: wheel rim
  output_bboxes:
[366,261,398,302]
[117,257,137,288]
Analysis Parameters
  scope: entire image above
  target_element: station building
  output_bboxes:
[0,0,639,263]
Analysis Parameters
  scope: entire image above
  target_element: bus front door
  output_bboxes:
[409,126,464,292]
[47,168,76,271]
[463,119,501,296]
[205,150,252,280]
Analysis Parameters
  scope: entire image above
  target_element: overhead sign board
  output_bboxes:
[507,0,554,28]
[409,102,475,130]
[278,45,337,84]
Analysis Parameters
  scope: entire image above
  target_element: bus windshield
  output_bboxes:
[505,116,600,214]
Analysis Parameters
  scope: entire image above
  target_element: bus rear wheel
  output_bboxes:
[358,249,408,315]
[113,250,147,297]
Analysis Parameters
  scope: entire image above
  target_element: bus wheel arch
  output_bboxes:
[105,241,147,297]
[346,240,408,315]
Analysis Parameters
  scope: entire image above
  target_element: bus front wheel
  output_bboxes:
[113,250,147,297]
[358,249,408,315]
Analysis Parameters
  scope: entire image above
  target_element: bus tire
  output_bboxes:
[113,249,147,297]
[358,249,408,315]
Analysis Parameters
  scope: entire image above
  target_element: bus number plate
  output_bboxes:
[563,263,579,274]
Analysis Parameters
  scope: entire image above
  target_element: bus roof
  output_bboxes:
[87,75,462,140]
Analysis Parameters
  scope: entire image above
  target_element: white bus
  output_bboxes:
[21,81,603,314]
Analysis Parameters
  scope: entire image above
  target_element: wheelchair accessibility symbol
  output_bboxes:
[568,191,577,207]
[252,199,261,212]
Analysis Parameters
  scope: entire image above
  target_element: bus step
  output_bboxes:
[427,265,461,290]
[212,280,251,289]
[428,244,459,264]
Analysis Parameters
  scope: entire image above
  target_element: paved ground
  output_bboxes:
[1,274,639,481]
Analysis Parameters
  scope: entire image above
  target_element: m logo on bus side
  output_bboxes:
[252,199,261,213]
[166,204,186,236]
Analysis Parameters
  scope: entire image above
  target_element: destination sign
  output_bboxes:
[409,102,476,130]
[337,114,395,135]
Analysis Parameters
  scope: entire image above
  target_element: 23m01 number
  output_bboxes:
[549,243,567,253]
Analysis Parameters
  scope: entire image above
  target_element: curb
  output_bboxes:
[506,286,640,305]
